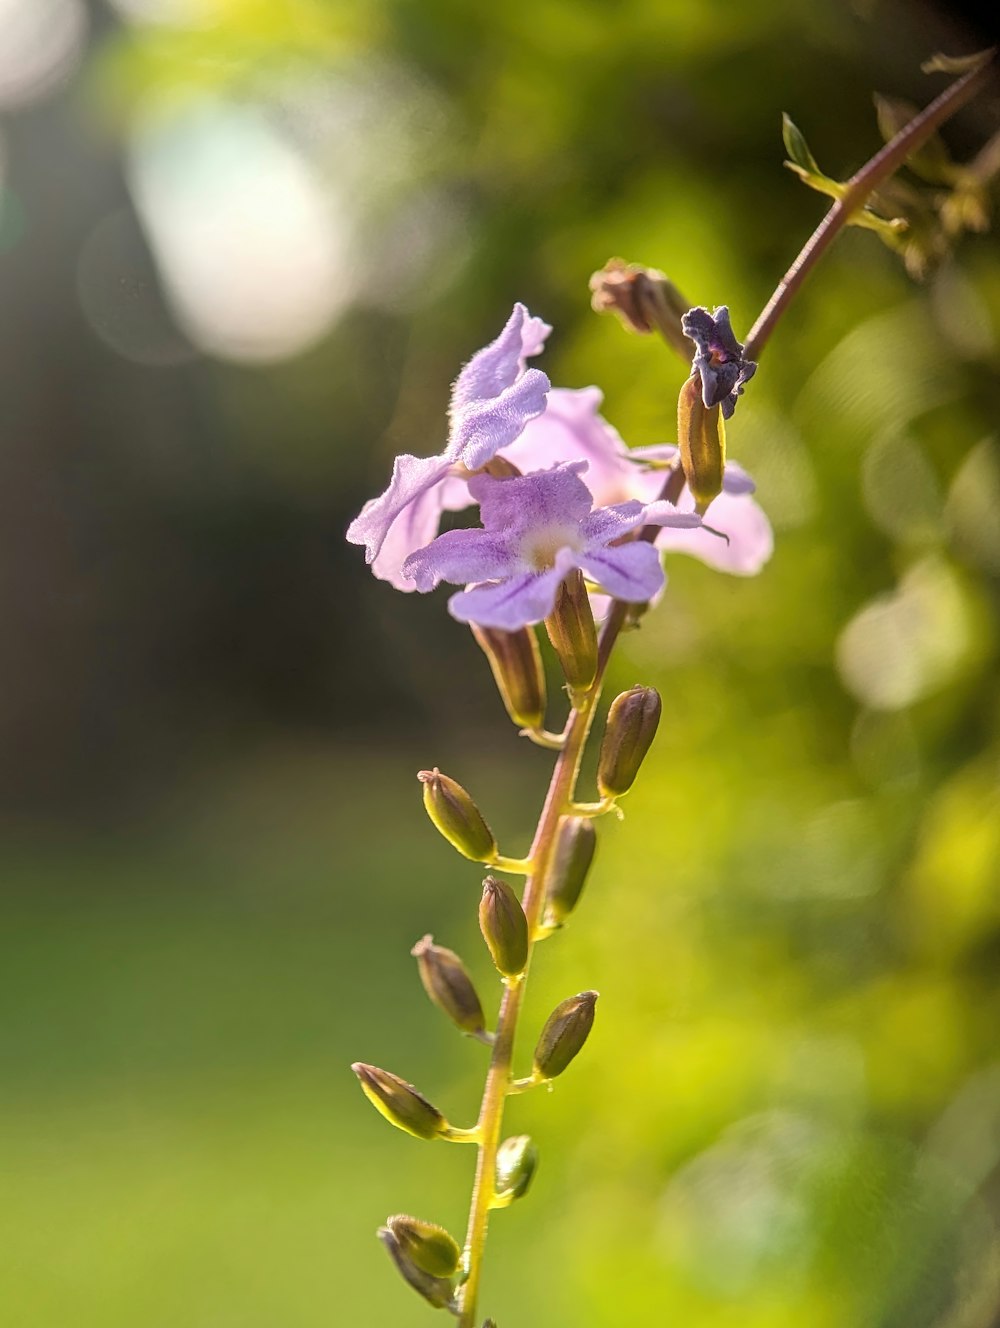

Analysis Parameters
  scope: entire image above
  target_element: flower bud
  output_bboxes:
[677,374,725,515]
[542,816,598,928]
[494,1134,539,1205]
[533,990,598,1080]
[597,685,662,799]
[479,876,529,977]
[411,935,487,1040]
[352,1063,449,1141]
[544,569,597,694]
[377,1225,455,1309]
[589,257,693,358]
[418,768,497,863]
[385,1214,462,1278]
[471,624,547,732]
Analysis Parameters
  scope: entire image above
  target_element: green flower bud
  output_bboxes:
[411,934,487,1040]
[597,685,662,799]
[352,1063,449,1141]
[494,1134,539,1205]
[418,768,497,863]
[544,569,597,694]
[377,1225,455,1310]
[677,373,725,515]
[479,876,528,977]
[385,1214,462,1278]
[542,815,597,929]
[533,991,598,1081]
[471,624,547,732]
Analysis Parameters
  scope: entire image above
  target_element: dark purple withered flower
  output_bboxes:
[681,305,757,419]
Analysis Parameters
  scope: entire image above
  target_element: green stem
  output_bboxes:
[744,53,994,362]
[456,602,630,1328]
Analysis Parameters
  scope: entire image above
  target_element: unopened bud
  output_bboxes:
[677,374,725,515]
[494,1134,539,1205]
[589,257,692,358]
[471,624,547,732]
[352,1063,449,1141]
[533,990,598,1080]
[479,876,529,977]
[411,935,487,1040]
[544,569,597,694]
[385,1214,462,1278]
[597,685,662,799]
[542,816,598,928]
[418,768,497,863]
[377,1226,455,1309]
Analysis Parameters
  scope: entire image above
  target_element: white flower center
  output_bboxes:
[520,522,583,571]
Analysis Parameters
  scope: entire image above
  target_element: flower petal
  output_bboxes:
[639,502,704,529]
[448,304,551,467]
[371,472,471,590]
[469,461,593,535]
[503,387,647,506]
[654,490,773,576]
[454,370,551,470]
[579,540,665,603]
[579,500,648,545]
[447,557,575,630]
[402,527,516,592]
[346,453,452,564]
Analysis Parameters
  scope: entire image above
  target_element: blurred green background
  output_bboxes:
[3,2,1000,1326]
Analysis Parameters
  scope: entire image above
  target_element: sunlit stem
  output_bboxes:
[442,1126,483,1145]
[455,602,632,1328]
[744,53,995,361]
[571,796,620,819]
[489,854,533,875]
[507,1073,544,1095]
[521,726,567,750]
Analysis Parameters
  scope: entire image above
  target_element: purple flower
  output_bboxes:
[346,303,551,579]
[681,306,757,420]
[509,390,773,577]
[401,462,700,631]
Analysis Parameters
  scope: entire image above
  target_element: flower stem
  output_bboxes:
[455,601,630,1327]
[744,52,995,362]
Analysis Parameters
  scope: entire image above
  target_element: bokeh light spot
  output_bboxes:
[0,0,87,109]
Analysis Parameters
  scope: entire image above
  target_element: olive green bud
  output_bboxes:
[494,1134,539,1205]
[677,373,725,515]
[352,1063,449,1141]
[544,569,597,694]
[411,935,488,1040]
[377,1225,455,1309]
[597,685,662,799]
[533,990,598,1081]
[542,815,597,928]
[418,768,497,863]
[471,624,547,732]
[479,876,528,977]
[385,1214,462,1278]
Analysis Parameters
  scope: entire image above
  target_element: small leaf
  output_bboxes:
[781,113,821,174]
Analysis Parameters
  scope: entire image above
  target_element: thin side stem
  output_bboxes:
[455,602,629,1328]
[744,54,995,362]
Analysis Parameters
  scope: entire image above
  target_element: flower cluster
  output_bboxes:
[347,304,771,628]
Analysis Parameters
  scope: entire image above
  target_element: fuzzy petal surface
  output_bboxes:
[447,556,575,630]
[346,453,452,564]
[579,540,665,603]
